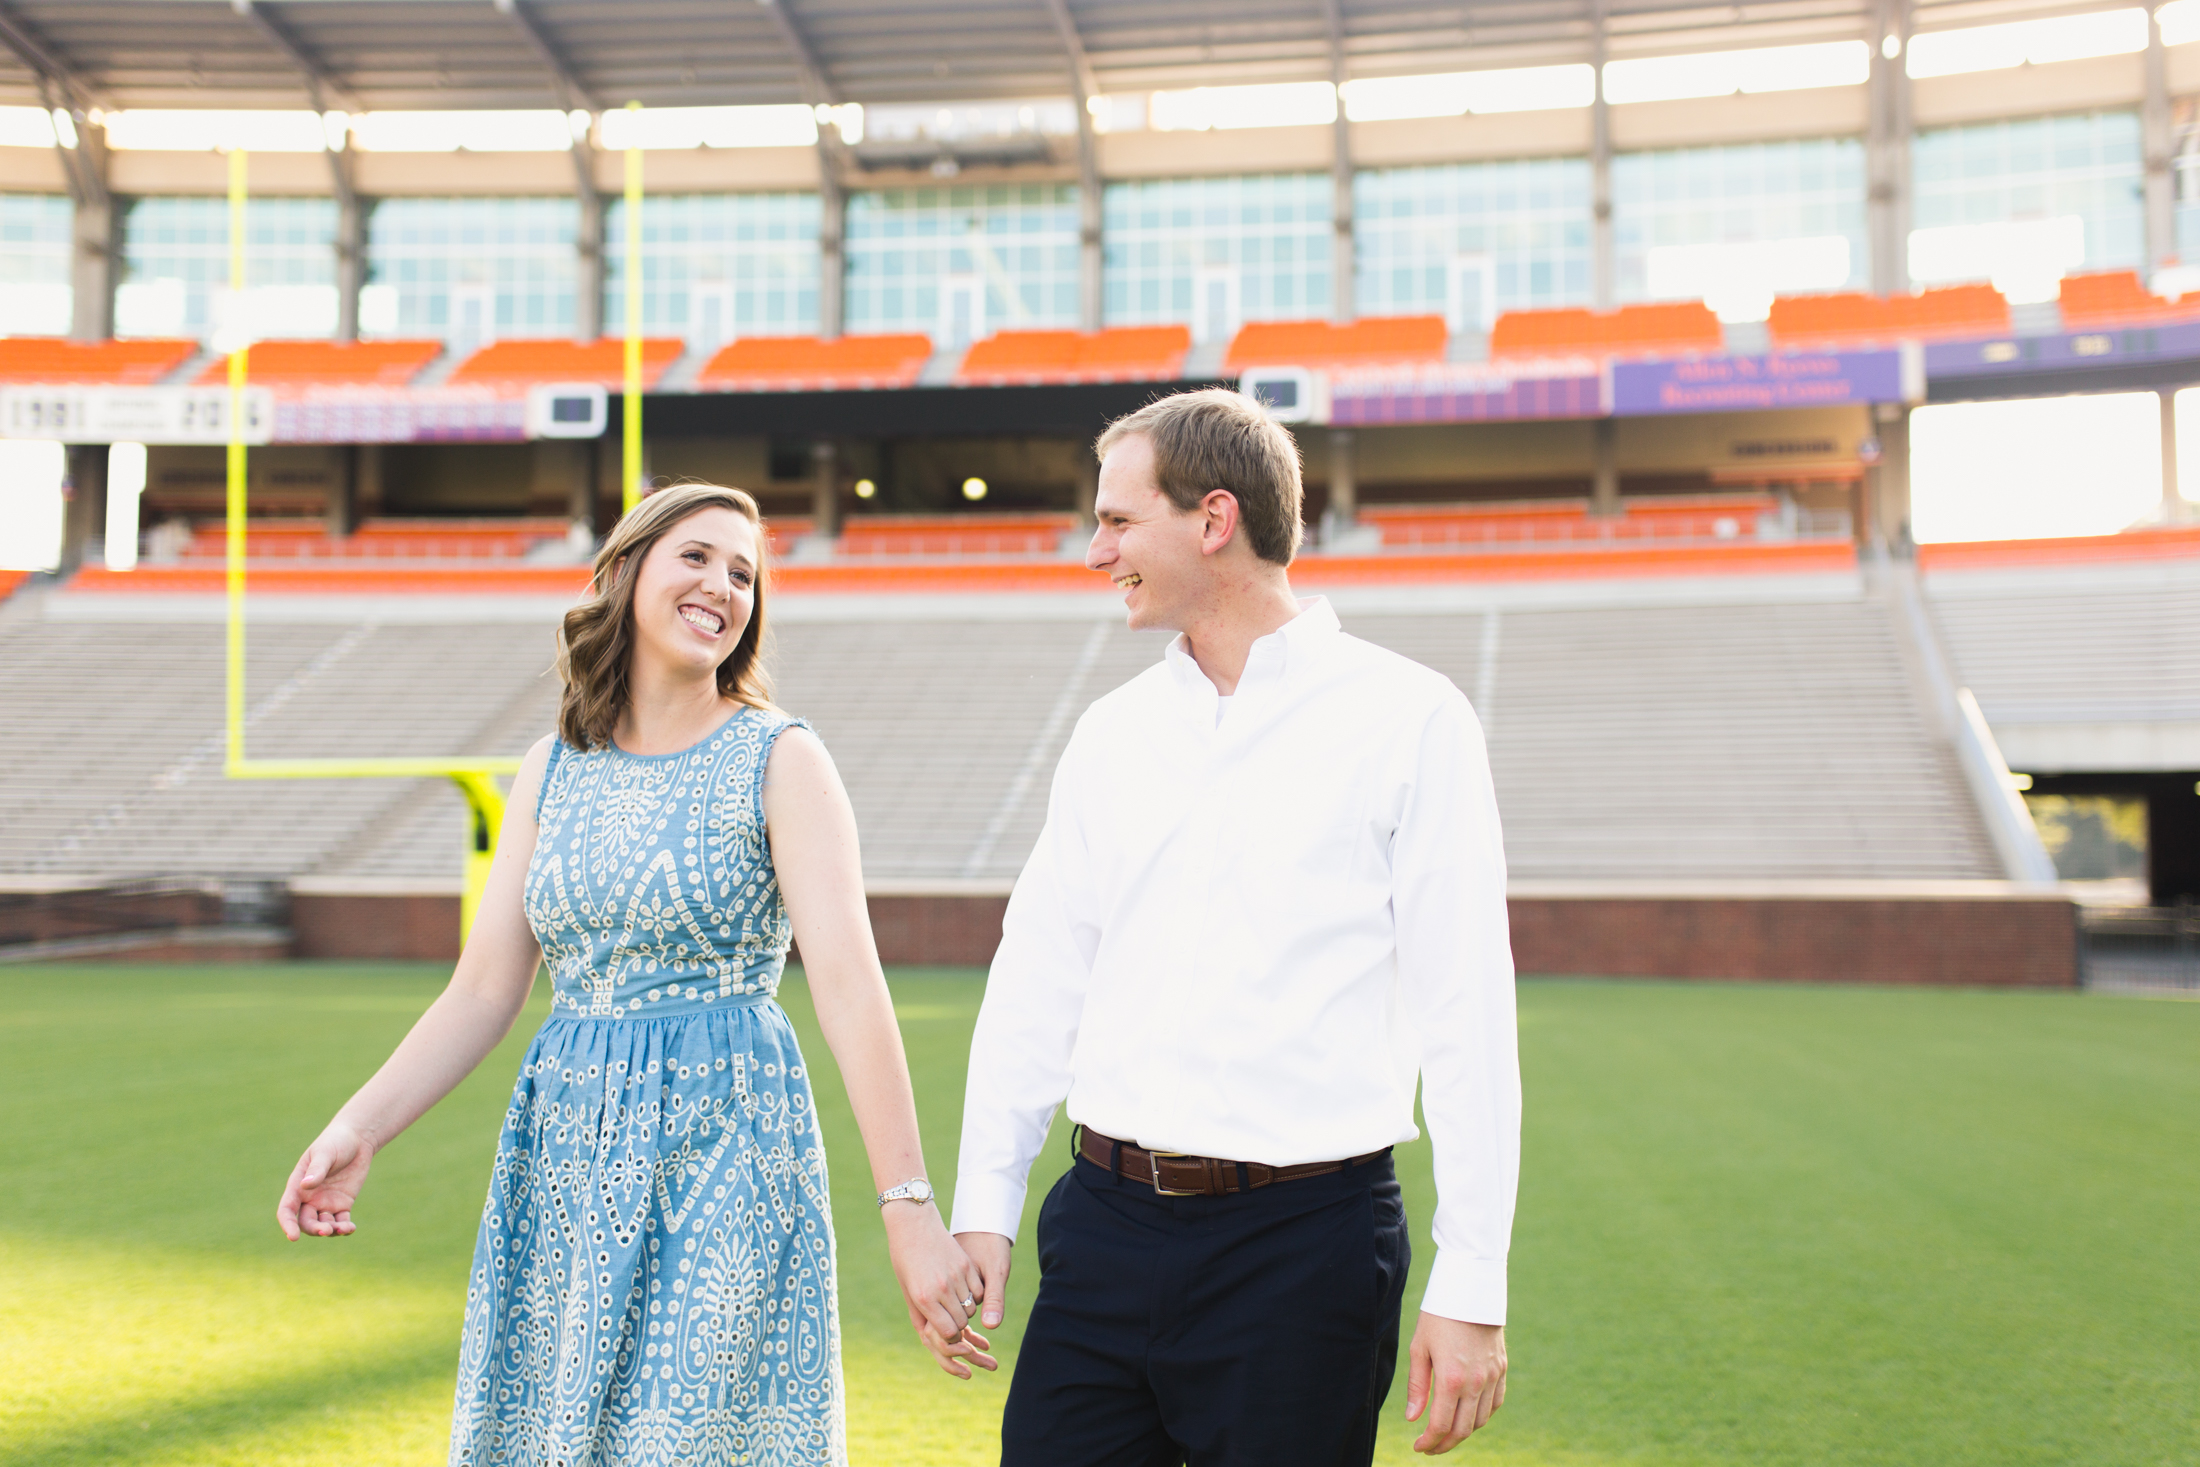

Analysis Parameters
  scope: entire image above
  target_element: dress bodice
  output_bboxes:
[523,706,807,1019]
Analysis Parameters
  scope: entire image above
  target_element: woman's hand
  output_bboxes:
[881,1203,997,1379]
[276,1121,375,1240]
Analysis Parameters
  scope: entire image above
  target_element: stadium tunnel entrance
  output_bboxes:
[2024,772,2200,906]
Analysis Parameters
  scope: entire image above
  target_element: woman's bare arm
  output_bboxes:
[763,725,995,1378]
[276,734,553,1240]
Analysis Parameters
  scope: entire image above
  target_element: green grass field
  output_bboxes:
[2,963,2194,1466]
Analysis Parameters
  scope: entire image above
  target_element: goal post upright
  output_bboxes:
[220,145,524,944]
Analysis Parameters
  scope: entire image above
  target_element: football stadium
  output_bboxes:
[1,0,2196,1463]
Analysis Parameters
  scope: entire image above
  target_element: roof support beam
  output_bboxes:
[1322,0,1353,323]
[0,0,113,338]
[1044,0,1104,331]
[1590,0,1613,312]
[493,0,603,339]
[2144,2,2174,281]
[757,0,847,338]
[1867,0,1913,295]
[231,1,364,338]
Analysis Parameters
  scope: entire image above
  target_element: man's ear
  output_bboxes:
[1199,490,1241,557]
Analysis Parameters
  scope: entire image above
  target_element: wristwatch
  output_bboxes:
[876,1177,936,1209]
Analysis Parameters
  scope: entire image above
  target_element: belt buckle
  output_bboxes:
[1144,1150,1202,1197]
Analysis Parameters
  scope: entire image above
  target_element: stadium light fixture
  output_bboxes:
[0,106,57,148]
[962,477,988,501]
[854,478,877,499]
[2163,1,2200,47]
[1905,9,2147,79]
[1151,81,1337,132]
[1341,64,1595,120]
[350,110,573,153]
[105,109,327,152]
[1601,41,1868,105]
[599,103,818,150]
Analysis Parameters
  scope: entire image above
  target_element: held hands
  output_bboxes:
[276,1121,375,1241]
[1404,1314,1506,1454]
[881,1203,997,1379]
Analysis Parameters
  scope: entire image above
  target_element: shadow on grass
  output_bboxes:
[11,1330,457,1467]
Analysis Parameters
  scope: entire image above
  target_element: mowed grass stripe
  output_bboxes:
[1,965,2193,1466]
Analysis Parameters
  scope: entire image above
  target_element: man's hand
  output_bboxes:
[954,1230,1014,1330]
[1403,1314,1505,1454]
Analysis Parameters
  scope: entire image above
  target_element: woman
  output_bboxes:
[277,483,992,1465]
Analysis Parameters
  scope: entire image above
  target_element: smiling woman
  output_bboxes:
[272,479,995,1466]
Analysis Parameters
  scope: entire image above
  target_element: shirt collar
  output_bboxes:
[1164,596,1340,701]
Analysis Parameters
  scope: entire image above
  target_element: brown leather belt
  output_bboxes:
[1077,1126,1389,1198]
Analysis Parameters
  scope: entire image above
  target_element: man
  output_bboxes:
[950,388,1520,1464]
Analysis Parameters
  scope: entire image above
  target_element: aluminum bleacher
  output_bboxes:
[4,570,2002,894]
[1923,528,2200,773]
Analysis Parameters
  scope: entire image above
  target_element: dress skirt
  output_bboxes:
[451,996,845,1466]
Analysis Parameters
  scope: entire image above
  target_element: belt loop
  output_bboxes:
[1069,1122,1083,1164]
[1233,1160,1251,1195]
[1108,1135,1123,1187]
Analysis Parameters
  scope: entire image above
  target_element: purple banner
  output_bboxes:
[1327,361,1602,426]
[270,388,529,444]
[1925,321,2200,378]
[1612,350,1906,414]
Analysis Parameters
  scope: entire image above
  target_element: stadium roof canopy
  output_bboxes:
[0,0,2147,114]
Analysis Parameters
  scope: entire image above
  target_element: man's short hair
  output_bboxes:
[1093,388,1304,566]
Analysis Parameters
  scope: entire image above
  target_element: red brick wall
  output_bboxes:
[1506,896,2078,987]
[291,893,465,961]
[283,890,2076,987]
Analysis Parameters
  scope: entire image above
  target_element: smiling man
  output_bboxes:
[951,388,1522,1465]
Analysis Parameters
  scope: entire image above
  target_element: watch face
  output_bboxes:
[909,1178,935,1203]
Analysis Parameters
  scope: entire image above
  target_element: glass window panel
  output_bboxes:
[845,184,1078,338]
[1355,158,1592,320]
[365,196,578,344]
[604,192,820,341]
[119,195,336,339]
[1104,174,1331,329]
[1611,139,1868,305]
[1913,111,2143,273]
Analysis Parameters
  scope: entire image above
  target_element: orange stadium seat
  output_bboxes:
[196,339,444,387]
[836,512,1077,558]
[1222,316,1447,373]
[0,337,198,385]
[1360,495,1780,549]
[2056,270,2200,329]
[697,333,934,391]
[1488,303,1723,360]
[1767,285,2009,347]
[179,516,569,562]
[448,338,683,389]
[957,326,1191,386]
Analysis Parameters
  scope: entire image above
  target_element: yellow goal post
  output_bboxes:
[220,126,645,939]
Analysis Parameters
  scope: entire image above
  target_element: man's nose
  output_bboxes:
[1084,527,1110,572]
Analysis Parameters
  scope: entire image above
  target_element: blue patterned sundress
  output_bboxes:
[452,706,845,1467]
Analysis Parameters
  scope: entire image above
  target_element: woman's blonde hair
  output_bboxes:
[554,482,773,750]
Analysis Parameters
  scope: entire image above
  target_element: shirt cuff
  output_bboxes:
[1421,1252,1507,1327]
[947,1170,1030,1242]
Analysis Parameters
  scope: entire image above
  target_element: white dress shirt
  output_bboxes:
[951,597,1522,1325]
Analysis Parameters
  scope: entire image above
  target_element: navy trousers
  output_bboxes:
[1001,1142,1411,1467]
